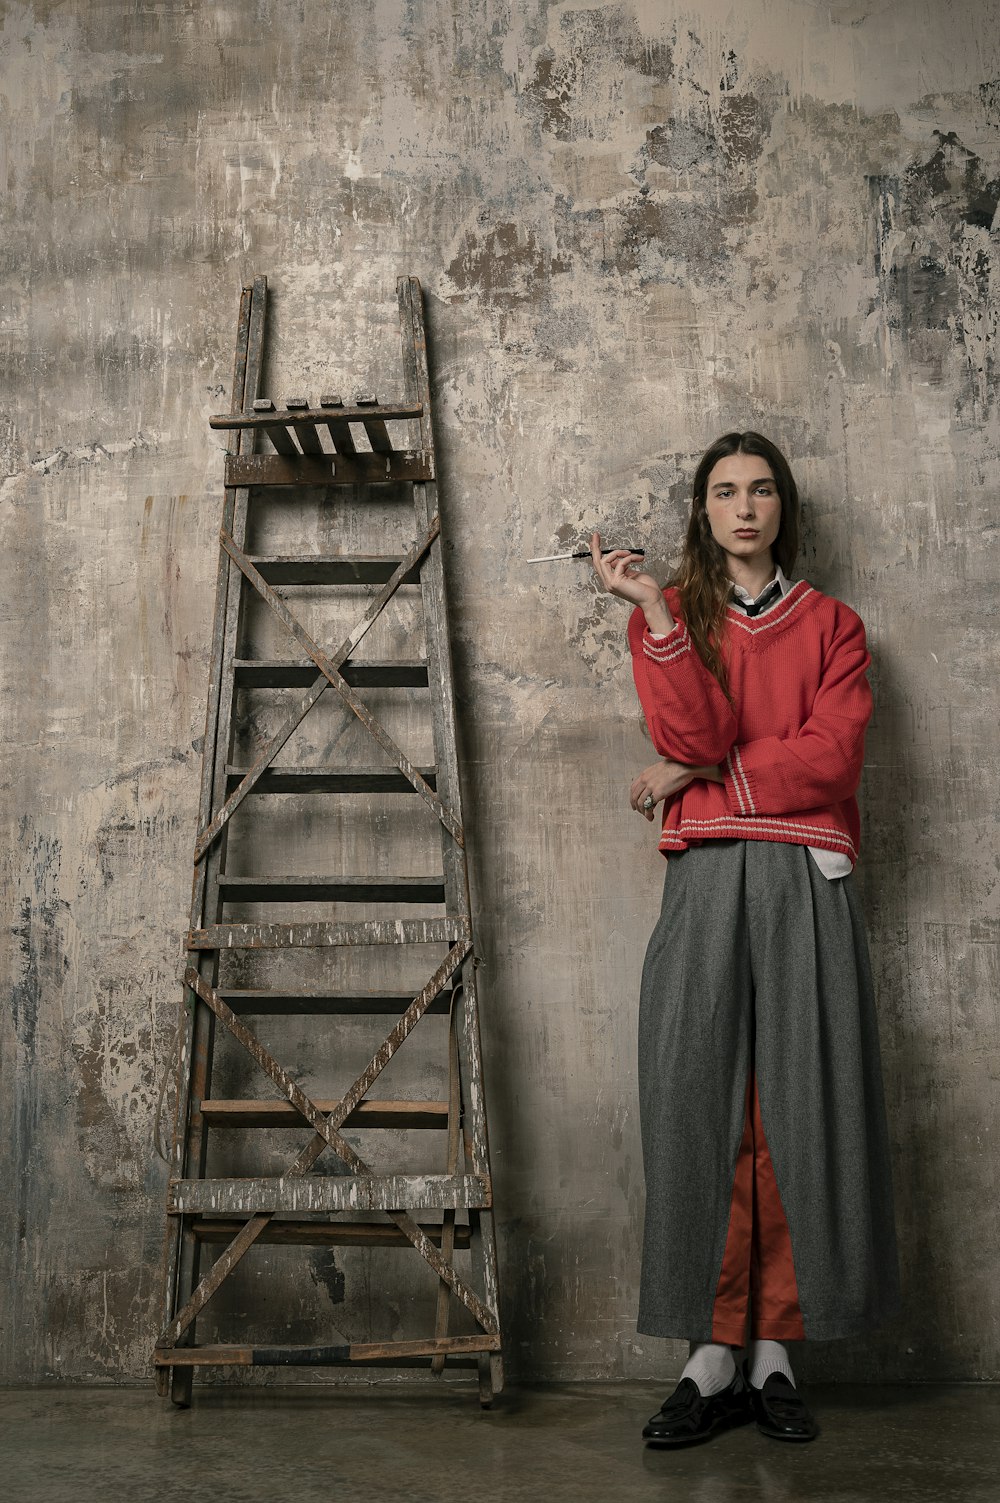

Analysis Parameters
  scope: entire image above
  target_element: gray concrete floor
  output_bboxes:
[2,1382,998,1502]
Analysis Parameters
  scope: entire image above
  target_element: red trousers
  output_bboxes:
[711,1071,807,1344]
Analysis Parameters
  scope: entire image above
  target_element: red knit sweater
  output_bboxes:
[627,581,872,866]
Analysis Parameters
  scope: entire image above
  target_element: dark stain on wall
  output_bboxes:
[447,220,571,305]
[6,828,69,1370]
[524,4,674,142]
[870,131,998,409]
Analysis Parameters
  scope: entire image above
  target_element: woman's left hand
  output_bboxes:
[630,760,697,820]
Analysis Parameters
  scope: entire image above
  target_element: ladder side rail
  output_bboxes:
[204,274,270,924]
[397,277,470,922]
[168,478,252,1405]
[198,475,254,915]
[188,277,268,931]
[158,280,254,1395]
[398,277,493,1171]
[164,277,267,1404]
[398,277,503,1398]
[469,1205,506,1399]
[431,999,463,1371]
[417,487,470,914]
[195,276,268,1032]
[455,962,503,1399]
[460,964,505,1398]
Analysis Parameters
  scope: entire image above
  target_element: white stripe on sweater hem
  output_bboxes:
[660,814,857,859]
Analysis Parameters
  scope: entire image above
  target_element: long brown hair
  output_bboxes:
[671,432,800,698]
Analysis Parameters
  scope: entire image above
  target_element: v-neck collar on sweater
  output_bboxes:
[726,569,815,638]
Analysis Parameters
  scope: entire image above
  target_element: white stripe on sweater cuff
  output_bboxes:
[642,621,689,664]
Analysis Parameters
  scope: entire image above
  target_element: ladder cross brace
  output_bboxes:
[193,515,445,861]
[157,936,496,1352]
[213,529,465,849]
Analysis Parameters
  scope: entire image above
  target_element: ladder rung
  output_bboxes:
[356,394,393,454]
[218,875,446,904]
[284,397,324,455]
[156,1337,498,1368]
[211,401,423,429]
[199,1098,448,1129]
[191,1218,471,1247]
[233,659,428,688]
[249,555,421,586]
[319,395,357,455]
[251,398,299,456]
[224,765,437,794]
[187,917,471,949]
[169,1172,492,1214]
[217,989,453,1015]
[226,452,432,487]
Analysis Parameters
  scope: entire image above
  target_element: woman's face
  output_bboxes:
[703,451,782,568]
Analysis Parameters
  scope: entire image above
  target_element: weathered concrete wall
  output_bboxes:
[1,0,997,1384]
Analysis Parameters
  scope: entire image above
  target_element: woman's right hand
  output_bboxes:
[630,759,697,818]
[589,531,662,610]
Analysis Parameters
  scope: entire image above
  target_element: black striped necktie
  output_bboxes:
[740,579,783,618]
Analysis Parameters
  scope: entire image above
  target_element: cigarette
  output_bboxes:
[526,547,645,563]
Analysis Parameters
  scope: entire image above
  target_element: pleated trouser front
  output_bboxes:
[636,839,900,1343]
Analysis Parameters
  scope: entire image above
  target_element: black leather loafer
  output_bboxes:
[643,1371,752,1447]
[750,1372,819,1441]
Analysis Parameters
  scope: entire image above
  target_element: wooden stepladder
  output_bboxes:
[155,276,502,1406]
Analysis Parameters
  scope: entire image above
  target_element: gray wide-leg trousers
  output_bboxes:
[637,839,900,1342]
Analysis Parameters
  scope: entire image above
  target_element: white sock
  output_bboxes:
[680,1341,736,1397]
[748,1339,796,1389]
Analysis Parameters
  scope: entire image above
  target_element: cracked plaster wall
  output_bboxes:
[1,0,998,1384]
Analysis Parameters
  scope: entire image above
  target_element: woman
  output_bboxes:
[590,432,899,1447]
